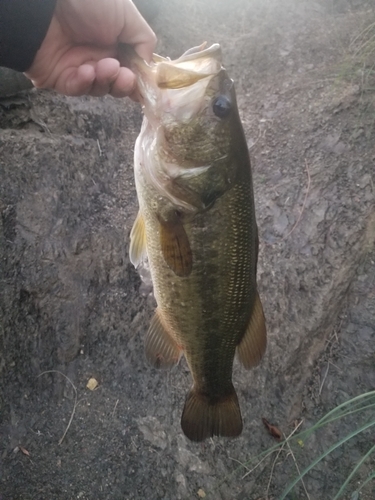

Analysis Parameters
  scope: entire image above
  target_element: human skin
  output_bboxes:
[25,0,157,97]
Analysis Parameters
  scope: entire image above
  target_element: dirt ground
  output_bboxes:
[1,0,374,499]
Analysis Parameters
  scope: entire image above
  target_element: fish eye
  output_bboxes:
[212,95,231,119]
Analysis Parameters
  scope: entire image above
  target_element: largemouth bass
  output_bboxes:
[127,43,266,442]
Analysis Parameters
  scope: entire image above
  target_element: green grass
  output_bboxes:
[340,19,375,91]
[212,391,375,499]
[274,391,375,499]
[281,393,375,498]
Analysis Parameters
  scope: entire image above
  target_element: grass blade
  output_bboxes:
[332,443,375,499]
[279,419,375,500]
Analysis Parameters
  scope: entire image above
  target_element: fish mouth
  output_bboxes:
[120,43,225,126]
[153,43,222,89]
[122,43,223,99]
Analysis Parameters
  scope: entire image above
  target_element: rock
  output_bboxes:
[136,416,168,450]
[0,67,33,97]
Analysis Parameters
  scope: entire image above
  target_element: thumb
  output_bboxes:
[119,1,157,62]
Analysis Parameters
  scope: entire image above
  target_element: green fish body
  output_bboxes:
[129,43,266,442]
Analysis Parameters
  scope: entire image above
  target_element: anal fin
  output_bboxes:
[236,291,267,369]
[145,309,182,369]
[181,385,242,442]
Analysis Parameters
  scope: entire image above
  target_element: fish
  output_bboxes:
[127,43,267,442]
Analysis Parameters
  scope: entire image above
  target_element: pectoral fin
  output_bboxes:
[129,211,147,267]
[236,291,267,369]
[145,309,182,369]
[159,218,192,277]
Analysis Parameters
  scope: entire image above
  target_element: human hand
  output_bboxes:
[25,0,157,98]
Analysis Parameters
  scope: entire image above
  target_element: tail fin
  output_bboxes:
[181,386,243,442]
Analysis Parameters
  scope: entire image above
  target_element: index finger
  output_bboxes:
[119,0,157,62]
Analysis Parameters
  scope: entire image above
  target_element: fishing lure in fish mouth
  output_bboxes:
[127,42,267,442]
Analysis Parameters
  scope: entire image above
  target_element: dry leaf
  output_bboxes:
[262,417,283,440]
[197,489,206,498]
[86,377,99,391]
[19,446,30,456]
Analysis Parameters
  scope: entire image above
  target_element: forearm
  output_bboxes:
[0,0,57,72]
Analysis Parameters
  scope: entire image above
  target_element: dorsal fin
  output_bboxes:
[236,291,267,369]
